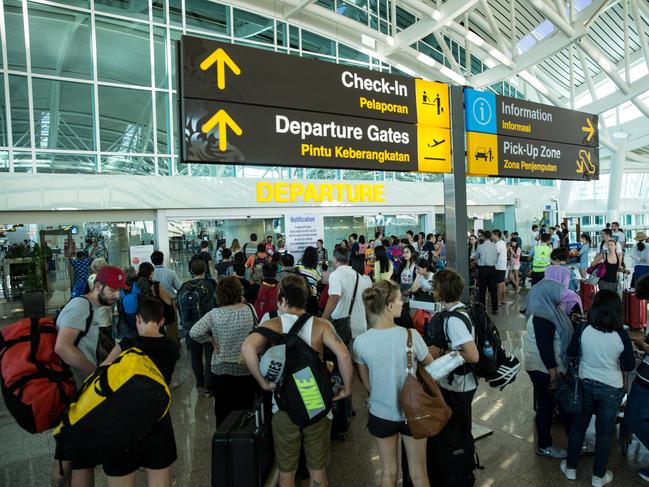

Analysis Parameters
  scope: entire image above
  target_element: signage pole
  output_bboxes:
[444,86,469,297]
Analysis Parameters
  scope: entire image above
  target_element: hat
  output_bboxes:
[95,266,129,289]
[635,232,648,241]
[259,344,286,384]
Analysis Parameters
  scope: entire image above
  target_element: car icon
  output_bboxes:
[475,147,492,161]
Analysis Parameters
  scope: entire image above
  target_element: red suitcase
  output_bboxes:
[580,281,597,313]
[623,288,647,330]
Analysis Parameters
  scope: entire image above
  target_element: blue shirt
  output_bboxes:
[70,257,91,285]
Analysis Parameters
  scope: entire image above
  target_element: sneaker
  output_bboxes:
[638,469,649,482]
[560,460,577,480]
[536,446,567,459]
[591,471,613,487]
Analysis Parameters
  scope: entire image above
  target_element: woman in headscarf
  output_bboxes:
[544,265,583,316]
[524,278,574,460]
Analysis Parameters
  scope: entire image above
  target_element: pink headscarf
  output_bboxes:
[544,265,582,315]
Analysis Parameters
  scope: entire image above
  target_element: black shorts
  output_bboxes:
[54,433,97,471]
[367,413,412,438]
[496,270,506,283]
[103,415,177,477]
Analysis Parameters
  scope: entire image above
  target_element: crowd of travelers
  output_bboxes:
[8,221,649,487]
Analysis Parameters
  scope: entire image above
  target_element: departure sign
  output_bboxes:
[179,35,452,172]
[465,88,599,180]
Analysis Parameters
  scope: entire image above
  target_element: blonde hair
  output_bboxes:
[362,280,400,324]
[90,258,107,274]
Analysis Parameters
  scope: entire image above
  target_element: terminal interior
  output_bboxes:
[2,0,649,486]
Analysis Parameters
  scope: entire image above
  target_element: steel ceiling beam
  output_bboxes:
[469,0,606,87]
[390,0,480,51]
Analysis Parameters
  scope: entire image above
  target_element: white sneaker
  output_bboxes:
[592,471,613,487]
[560,460,577,480]
[536,446,567,459]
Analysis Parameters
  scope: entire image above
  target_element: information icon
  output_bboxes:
[472,97,492,126]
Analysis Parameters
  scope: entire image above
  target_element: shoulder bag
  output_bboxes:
[399,329,452,439]
[331,272,359,345]
[555,325,583,414]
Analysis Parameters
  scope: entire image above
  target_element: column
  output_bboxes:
[155,209,170,260]
[606,132,628,222]
[444,86,469,291]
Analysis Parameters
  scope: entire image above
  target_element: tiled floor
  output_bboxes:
[1,289,649,486]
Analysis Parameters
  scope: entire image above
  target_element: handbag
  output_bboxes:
[399,329,452,439]
[331,272,359,345]
[555,326,583,414]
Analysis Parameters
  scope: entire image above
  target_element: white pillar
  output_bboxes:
[557,181,573,214]
[606,132,628,222]
[155,209,170,261]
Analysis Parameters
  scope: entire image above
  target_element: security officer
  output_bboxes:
[530,233,552,286]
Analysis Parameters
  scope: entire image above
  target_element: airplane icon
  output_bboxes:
[428,139,445,148]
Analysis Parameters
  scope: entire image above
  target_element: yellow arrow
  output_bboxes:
[200,48,241,90]
[581,117,595,142]
[201,110,243,151]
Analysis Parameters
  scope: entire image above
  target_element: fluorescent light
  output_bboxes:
[394,63,416,76]
[417,52,439,68]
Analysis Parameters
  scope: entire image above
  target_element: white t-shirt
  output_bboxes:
[353,326,428,421]
[612,231,626,249]
[550,233,560,249]
[439,303,478,393]
[328,265,372,338]
[495,240,508,271]
[600,239,623,254]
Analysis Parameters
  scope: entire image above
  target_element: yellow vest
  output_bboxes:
[532,245,551,272]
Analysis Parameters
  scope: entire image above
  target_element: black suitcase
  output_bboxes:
[212,403,274,487]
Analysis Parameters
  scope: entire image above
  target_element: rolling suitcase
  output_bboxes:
[580,281,597,313]
[623,288,647,330]
[212,400,274,487]
[330,396,352,440]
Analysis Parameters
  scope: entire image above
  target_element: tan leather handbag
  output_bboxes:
[399,329,452,439]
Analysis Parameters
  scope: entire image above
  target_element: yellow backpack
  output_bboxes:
[54,347,171,465]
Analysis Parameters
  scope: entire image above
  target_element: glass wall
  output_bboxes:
[166,214,426,279]
[0,0,538,186]
[0,220,154,304]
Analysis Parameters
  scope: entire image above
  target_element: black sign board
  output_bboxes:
[182,99,454,172]
[496,97,598,147]
[467,133,599,180]
[181,36,423,125]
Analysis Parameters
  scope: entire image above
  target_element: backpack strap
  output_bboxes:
[252,326,284,344]
[347,272,360,318]
[288,313,312,337]
[245,303,258,329]
[73,296,94,347]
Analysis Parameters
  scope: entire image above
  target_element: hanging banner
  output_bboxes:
[284,214,324,259]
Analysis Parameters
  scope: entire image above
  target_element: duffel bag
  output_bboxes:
[0,317,76,433]
[54,347,171,465]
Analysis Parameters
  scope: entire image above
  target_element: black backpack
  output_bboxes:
[177,278,217,331]
[254,313,333,428]
[425,302,506,381]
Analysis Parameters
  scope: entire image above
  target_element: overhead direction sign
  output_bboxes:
[181,36,450,128]
[184,99,451,172]
[464,87,599,180]
[180,35,453,172]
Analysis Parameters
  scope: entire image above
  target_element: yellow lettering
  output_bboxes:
[347,184,361,202]
[300,144,310,156]
[333,183,346,201]
[319,184,333,202]
[275,183,290,203]
[304,183,319,203]
[374,184,385,202]
[256,182,273,203]
[360,184,372,202]
[289,183,304,202]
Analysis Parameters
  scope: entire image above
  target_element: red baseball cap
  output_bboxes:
[95,266,129,289]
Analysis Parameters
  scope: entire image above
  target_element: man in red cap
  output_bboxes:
[53,265,128,487]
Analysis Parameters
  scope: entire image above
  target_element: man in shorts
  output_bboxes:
[241,274,353,487]
[53,266,128,487]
